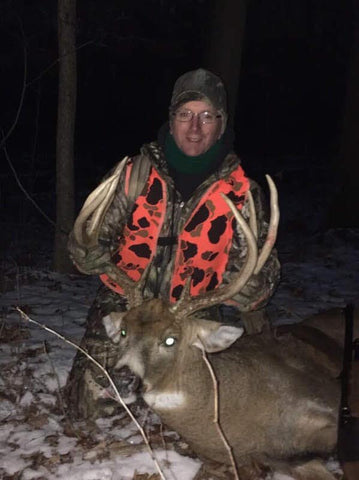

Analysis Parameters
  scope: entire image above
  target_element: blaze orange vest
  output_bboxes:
[100,159,249,303]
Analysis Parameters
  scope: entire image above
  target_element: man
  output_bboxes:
[66,68,280,418]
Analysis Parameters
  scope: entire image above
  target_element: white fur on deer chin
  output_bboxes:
[144,391,186,410]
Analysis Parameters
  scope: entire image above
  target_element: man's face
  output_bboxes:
[170,100,223,157]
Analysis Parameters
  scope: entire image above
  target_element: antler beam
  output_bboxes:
[73,157,128,248]
[170,175,279,318]
[71,156,150,308]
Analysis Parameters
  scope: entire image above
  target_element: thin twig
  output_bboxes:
[30,83,41,170]
[0,17,27,151]
[43,340,67,419]
[3,143,56,226]
[0,18,56,228]
[198,337,240,480]
[16,307,167,480]
[26,40,94,88]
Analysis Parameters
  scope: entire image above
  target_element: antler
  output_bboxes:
[73,165,278,313]
[73,157,129,248]
[170,175,279,318]
[254,175,279,274]
[103,262,151,309]
[72,156,150,308]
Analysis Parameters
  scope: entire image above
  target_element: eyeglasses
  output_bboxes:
[172,109,222,124]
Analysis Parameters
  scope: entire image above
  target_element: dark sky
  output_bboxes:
[0,0,353,226]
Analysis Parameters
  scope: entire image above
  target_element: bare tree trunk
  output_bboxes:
[203,0,247,125]
[329,0,359,227]
[54,0,76,272]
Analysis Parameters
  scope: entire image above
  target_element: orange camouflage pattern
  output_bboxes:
[100,161,249,303]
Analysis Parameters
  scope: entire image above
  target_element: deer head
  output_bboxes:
[103,298,244,398]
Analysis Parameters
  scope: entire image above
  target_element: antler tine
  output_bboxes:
[170,196,258,317]
[247,189,258,240]
[169,277,192,315]
[170,175,279,319]
[254,175,280,274]
[73,157,129,248]
[104,260,152,310]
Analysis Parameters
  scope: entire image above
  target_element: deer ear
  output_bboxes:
[192,321,244,353]
[103,312,126,343]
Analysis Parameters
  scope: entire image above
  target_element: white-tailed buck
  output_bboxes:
[75,171,343,479]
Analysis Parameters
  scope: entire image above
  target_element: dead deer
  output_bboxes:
[73,167,341,479]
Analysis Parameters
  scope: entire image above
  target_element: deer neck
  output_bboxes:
[143,346,212,413]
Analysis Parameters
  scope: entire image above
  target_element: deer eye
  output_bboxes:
[120,329,127,337]
[164,336,176,347]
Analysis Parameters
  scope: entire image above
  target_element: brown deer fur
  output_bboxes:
[103,299,344,479]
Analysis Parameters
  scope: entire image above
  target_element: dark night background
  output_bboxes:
[0,0,357,269]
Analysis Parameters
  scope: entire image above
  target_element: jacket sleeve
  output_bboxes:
[225,178,281,312]
[68,157,131,275]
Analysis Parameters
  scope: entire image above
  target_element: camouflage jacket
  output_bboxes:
[68,141,280,316]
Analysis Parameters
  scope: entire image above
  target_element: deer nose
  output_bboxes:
[111,365,140,398]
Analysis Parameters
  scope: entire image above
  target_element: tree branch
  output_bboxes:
[3,142,56,226]
[0,17,27,151]
[198,338,240,480]
[16,307,167,480]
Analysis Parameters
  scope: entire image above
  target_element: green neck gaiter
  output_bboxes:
[165,132,223,175]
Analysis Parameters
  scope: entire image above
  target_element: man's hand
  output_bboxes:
[68,233,112,275]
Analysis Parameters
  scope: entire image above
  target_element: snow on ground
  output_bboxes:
[1,227,358,479]
[270,228,359,324]
[1,164,359,480]
[0,272,203,480]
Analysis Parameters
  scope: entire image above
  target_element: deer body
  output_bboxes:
[104,299,340,471]
[74,172,341,476]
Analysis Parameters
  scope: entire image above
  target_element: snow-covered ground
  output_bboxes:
[0,270,203,479]
[1,165,359,479]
